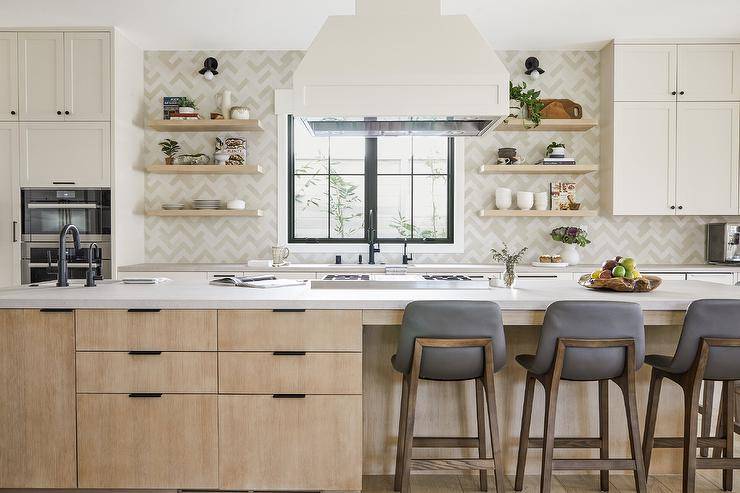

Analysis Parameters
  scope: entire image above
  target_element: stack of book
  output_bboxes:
[168,112,200,121]
[163,96,181,120]
[537,157,577,165]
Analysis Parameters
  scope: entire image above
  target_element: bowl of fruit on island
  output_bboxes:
[578,256,662,292]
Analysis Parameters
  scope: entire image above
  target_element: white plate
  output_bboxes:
[531,261,569,268]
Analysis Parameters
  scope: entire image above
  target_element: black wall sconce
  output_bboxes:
[524,57,545,80]
[199,57,219,80]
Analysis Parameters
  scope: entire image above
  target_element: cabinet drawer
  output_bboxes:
[77,394,218,489]
[76,352,217,393]
[219,352,362,394]
[219,394,362,491]
[76,309,217,351]
[218,310,362,351]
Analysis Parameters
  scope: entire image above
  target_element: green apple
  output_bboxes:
[612,265,626,278]
[619,257,636,270]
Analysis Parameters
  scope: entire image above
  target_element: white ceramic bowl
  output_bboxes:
[226,199,246,210]
[517,191,534,210]
[495,188,512,210]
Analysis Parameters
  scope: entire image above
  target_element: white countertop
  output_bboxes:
[0,279,738,310]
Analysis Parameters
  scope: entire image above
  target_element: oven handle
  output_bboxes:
[27,203,98,209]
[29,262,99,268]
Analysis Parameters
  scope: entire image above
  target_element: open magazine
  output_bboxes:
[209,275,307,289]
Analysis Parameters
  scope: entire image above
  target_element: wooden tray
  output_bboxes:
[578,274,662,292]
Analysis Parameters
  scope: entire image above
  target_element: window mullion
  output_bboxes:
[365,137,377,244]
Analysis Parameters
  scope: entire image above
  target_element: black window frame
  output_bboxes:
[287,115,455,245]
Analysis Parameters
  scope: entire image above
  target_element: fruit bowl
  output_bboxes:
[578,274,662,293]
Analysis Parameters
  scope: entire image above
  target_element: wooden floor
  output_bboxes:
[362,472,738,492]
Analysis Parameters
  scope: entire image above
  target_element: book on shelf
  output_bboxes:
[163,96,182,120]
[168,116,201,120]
[537,157,577,165]
[550,181,576,210]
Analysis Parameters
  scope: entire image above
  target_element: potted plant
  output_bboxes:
[178,97,198,114]
[158,139,181,165]
[509,81,545,128]
[546,142,566,157]
[491,243,528,288]
[550,226,590,265]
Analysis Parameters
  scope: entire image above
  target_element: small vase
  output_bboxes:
[561,244,580,265]
[503,263,517,288]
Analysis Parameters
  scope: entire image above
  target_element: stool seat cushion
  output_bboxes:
[645,354,676,373]
[515,354,536,371]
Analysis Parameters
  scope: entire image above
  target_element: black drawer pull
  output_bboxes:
[272,394,306,399]
[272,309,306,313]
[128,351,162,355]
[127,308,162,313]
[273,351,306,356]
[40,308,73,312]
[128,393,162,398]
[52,181,75,185]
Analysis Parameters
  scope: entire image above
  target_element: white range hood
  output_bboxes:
[290,0,509,136]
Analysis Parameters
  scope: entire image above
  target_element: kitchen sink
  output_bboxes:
[311,274,491,290]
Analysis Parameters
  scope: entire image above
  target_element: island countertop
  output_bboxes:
[0,279,738,312]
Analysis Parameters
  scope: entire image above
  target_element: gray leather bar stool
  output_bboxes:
[514,301,647,493]
[643,299,740,493]
[391,300,506,493]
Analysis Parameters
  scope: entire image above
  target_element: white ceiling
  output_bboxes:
[0,0,738,51]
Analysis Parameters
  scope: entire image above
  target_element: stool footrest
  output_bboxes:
[412,436,479,448]
[652,437,727,449]
[552,459,636,471]
[528,437,602,449]
[696,458,740,469]
[409,458,496,471]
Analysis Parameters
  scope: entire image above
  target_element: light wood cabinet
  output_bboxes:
[77,393,218,489]
[0,33,18,121]
[0,123,20,287]
[64,32,110,121]
[676,102,739,215]
[18,32,64,121]
[678,44,740,101]
[19,121,110,186]
[614,44,677,101]
[0,309,76,488]
[219,394,362,491]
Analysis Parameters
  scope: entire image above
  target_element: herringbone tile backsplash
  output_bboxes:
[144,50,736,265]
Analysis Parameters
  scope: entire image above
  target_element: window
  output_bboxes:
[288,116,454,244]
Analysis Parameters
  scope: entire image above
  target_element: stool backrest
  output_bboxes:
[529,300,645,380]
[669,299,740,380]
[394,300,505,380]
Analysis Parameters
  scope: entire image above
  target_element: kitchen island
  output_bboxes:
[0,279,738,491]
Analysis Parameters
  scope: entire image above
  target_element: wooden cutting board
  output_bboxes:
[540,99,583,119]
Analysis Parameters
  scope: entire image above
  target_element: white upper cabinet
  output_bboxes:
[64,32,110,121]
[675,102,739,215]
[0,33,18,121]
[18,32,64,121]
[614,45,677,101]
[0,123,20,287]
[677,44,740,101]
[19,122,111,187]
[612,102,676,215]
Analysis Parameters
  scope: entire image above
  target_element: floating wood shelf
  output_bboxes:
[479,164,599,175]
[478,209,598,217]
[146,164,263,174]
[495,118,598,132]
[148,119,263,132]
[146,209,263,217]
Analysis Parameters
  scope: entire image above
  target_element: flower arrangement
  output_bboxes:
[550,226,590,247]
[491,243,528,287]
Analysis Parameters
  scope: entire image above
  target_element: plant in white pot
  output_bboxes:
[550,226,590,265]
[178,96,198,114]
[546,141,566,158]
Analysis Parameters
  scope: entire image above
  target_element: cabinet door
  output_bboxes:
[612,102,676,215]
[678,44,740,101]
[19,122,110,187]
[64,32,110,121]
[77,394,218,489]
[219,394,362,491]
[18,32,64,121]
[0,33,18,121]
[0,124,20,287]
[614,45,677,101]
[0,309,76,487]
[676,102,739,215]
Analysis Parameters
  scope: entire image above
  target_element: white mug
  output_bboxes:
[495,188,512,210]
[497,157,512,165]
[272,246,290,266]
[516,191,534,210]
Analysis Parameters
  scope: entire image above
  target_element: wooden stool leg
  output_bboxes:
[400,365,420,493]
[701,380,716,458]
[715,385,728,460]
[540,378,560,493]
[394,373,410,492]
[475,379,488,491]
[643,369,663,477]
[599,379,610,492]
[723,381,735,491]
[682,380,701,493]
[514,374,536,491]
[482,365,505,493]
[619,372,647,493]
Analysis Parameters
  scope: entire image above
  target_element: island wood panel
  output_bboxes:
[75,309,217,350]
[219,352,362,394]
[76,351,217,393]
[219,394,363,491]
[218,309,362,351]
[0,309,77,488]
[77,394,218,489]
